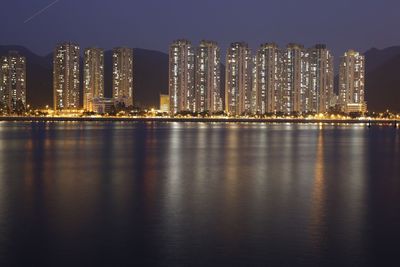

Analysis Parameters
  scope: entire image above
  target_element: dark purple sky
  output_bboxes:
[3,0,400,56]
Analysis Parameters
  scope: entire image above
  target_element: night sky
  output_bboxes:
[3,0,400,56]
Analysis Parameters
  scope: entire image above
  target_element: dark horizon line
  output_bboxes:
[2,42,400,58]
[0,44,169,57]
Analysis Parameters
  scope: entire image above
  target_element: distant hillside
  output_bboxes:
[364,46,400,112]
[365,53,400,112]
[364,46,400,74]
[1,45,399,112]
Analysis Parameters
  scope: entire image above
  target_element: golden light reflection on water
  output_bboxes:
[164,125,183,221]
[221,126,242,244]
[396,129,399,155]
[224,126,241,218]
[143,126,158,209]
[22,128,55,218]
[310,127,326,249]
[0,127,6,235]
[193,126,208,198]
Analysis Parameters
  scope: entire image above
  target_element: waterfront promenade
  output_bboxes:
[0,116,398,126]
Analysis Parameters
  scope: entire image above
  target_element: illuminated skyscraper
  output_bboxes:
[254,43,282,114]
[53,43,80,110]
[169,39,195,114]
[339,50,366,112]
[282,44,303,113]
[84,48,104,111]
[300,49,311,112]
[251,54,258,114]
[195,40,221,113]
[113,47,133,107]
[225,42,252,115]
[305,44,334,113]
[0,51,26,112]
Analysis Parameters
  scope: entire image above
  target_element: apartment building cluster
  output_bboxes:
[0,40,365,115]
[169,40,222,114]
[53,43,133,113]
[169,40,366,115]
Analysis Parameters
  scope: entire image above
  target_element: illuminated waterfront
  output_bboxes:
[0,122,399,266]
[0,115,398,129]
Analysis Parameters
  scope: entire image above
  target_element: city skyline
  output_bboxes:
[170,40,365,115]
[0,40,380,115]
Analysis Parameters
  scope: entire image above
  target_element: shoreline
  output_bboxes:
[0,116,398,125]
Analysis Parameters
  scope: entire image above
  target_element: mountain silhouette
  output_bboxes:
[364,47,400,112]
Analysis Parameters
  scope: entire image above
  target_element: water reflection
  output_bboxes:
[0,122,399,266]
[310,127,326,255]
[0,126,6,258]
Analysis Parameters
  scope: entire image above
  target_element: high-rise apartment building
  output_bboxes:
[53,43,80,110]
[305,44,334,113]
[0,51,26,112]
[339,50,366,113]
[300,49,311,113]
[225,42,252,116]
[84,48,104,111]
[195,40,221,113]
[169,39,195,114]
[254,43,282,114]
[282,44,303,113]
[113,47,133,107]
[251,55,258,114]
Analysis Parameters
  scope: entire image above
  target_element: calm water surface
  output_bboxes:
[0,122,399,266]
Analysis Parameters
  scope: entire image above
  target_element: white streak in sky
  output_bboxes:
[24,0,60,23]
